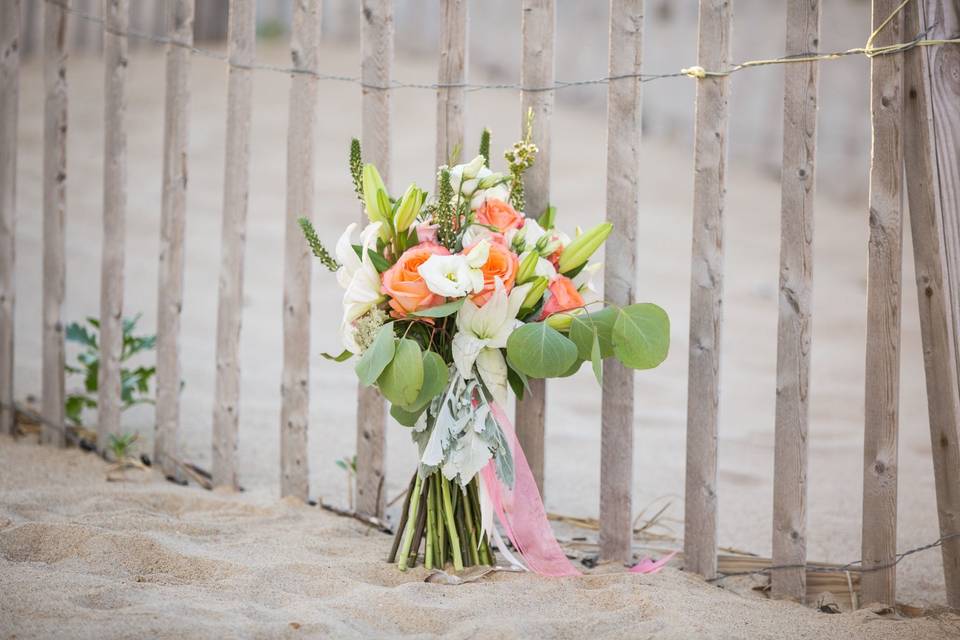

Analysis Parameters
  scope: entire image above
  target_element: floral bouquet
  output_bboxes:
[301,122,669,576]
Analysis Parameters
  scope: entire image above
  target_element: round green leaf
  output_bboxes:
[405,350,449,411]
[354,323,396,386]
[390,403,426,427]
[506,322,579,379]
[612,303,670,370]
[377,338,424,406]
[568,306,617,360]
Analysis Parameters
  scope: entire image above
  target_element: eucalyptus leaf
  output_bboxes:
[612,303,670,370]
[390,403,426,427]
[410,298,465,318]
[505,322,579,379]
[590,331,603,384]
[557,358,584,378]
[568,306,617,360]
[355,323,396,385]
[405,350,449,411]
[352,244,391,273]
[377,338,424,406]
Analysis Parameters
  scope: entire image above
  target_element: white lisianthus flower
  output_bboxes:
[335,222,387,353]
[418,254,484,298]
[452,279,532,402]
[461,224,499,246]
[469,181,510,211]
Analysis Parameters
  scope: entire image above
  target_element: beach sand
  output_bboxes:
[3,37,956,635]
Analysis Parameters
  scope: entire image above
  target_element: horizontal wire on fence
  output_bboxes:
[42,0,960,91]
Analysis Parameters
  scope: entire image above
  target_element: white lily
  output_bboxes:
[335,222,386,353]
[461,224,499,246]
[449,155,511,211]
[452,279,531,402]
[573,261,603,302]
[418,253,484,298]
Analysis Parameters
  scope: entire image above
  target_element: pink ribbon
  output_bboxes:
[629,551,677,574]
[480,402,581,577]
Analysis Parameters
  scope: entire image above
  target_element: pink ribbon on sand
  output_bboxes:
[480,402,581,577]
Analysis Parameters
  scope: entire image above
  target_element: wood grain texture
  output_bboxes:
[0,0,19,435]
[211,0,255,490]
[42,0,68,447]
[683,0,732,580]
[435,0,467,168]
[599,0,643,564]
[907,0,960,609]
[771,0,820,602]
[98,0,129,455]
[861,0,904,607]
[516,0,555,498]
[280,0,321,502]
[155,0,193,480]
[357,0,393,518]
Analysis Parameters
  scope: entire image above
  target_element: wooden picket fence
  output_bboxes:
[0,0,958,611]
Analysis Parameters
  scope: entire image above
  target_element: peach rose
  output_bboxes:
[539,275,585,320]
[381,242,450,317]
[475,198,524,233]
[469,241,519,306]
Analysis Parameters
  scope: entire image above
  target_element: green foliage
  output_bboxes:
[377,339,424,407]
[355,323,396,386]
[409,298,464,319]
[405,351,448,412]
[64,315,157,427]
[108,432,139,461]
[436,168,457,250]
[479,128,491,168]
[299,218,341,272]
[505,322,579,379]
[350,138,364,202]
[256,18,286,40]
[335,455,357,474]
[611,304,670,370]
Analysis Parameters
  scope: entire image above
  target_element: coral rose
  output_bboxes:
[539,275,585,320]
[469,241,519,306]
[381,242,450,317]
[475,198,524,233]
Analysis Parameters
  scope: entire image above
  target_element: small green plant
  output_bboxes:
[335,455,358,510]
[64,314,157,428]
[108,432,138,461]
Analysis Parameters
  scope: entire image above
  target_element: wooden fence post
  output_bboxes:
[0,0,19,436]
[280,0,322,501]
[861,0,904,607]
[771,0,820,602]
[683,0,732,579]
[357,0,393,518]
[156,0,194,480]
[435,0,467,168]
[903,0,960,609]
[599,0,643,564]
[517,0,555,497]
[212,0,255,490]
[42,0,69,447]
[98,0,130,455]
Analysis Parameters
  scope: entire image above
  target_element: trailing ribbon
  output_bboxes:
[479,402,580,577]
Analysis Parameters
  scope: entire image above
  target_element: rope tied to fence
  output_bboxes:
[41,0,960,92]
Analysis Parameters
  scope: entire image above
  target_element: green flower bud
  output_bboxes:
[558,222,612,275]
[362,164,390,227]
[516,251,539,285]
[545,312,575,332]
[393,184,423,233]
[519,276,548,316]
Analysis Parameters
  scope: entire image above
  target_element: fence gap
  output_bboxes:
[903,0,960,610]
[357,0,393,518]
[599,0,643,564]
[861,0,904,607]
[435,0,467,168]
[683,0,732,579]
[42,0,69,447]
[280,0,322,502]
[98,0,129,454]
[0,0,19,436]
[771,0,820,602]
[156,0,194,480]
[516,0,555,497]
[211,0,255,490]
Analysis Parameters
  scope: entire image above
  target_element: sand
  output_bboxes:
[4,35,956,634]
[3,435,959,639]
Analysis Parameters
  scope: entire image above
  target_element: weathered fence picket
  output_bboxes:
[771,0,820,602]
[517,0,555,497]
[280,0,322,502]
[684,0,732,579]
[435,0,467,168]
[902,0,960,610]
[357,0,393,518]
[0,0,19,436]
[861,0,904,607]
[98,0,129,455]
[212,0,255,490]
[155,0,194,481]
[42,0,69,447]
[599,0,643,564]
